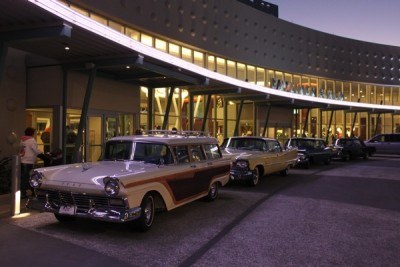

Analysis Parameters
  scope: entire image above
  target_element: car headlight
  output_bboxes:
[29,171,43,188]
[104,177,120,196]
[298,153,307,160]
[234,160,249,169]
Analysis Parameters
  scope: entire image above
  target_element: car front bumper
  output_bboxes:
[26,191,142,223]
[229,169,254,181]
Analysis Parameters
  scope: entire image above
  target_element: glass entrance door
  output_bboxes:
[86,116,103,162]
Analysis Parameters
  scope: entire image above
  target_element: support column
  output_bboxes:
[162,87,174,130]
[302,108,310,137]
[262,104,271,137]
[233,100,244,136]
[74,67,96,162]
[201,94,212,133]
[61,68,68,164]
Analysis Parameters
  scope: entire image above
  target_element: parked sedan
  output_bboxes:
[221,136,298,186]
[365,133,400,155]
[27,132,231,231]
[332,137,374,161]
[284,137,333,168]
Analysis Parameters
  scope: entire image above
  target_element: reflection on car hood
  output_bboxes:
[221,148,262,157]
[35,161,156,185]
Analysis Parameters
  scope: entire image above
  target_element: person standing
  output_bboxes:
[19,127,42,198]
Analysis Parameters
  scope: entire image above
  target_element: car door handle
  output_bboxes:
[190,164,197,168]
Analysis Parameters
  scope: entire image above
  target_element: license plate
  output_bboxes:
[59,205,76,215]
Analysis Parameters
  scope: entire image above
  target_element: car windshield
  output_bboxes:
[222,138,266,151]
[102,141,172,164]
[289,139,315,149]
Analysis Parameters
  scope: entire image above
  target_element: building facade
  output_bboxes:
[1,0,400,162]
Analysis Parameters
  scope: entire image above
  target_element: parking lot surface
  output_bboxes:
[1,155,400,267]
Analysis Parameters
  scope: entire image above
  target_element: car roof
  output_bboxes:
[224,136,277,141]
[109,131,218,146]
[287,137,325,141]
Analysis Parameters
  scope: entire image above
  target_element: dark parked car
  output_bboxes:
[284,137,333,168]
[332,137,375,161]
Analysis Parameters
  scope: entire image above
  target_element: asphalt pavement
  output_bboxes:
[1,155,400,267]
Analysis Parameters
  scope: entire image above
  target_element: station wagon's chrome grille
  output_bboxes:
[35,189,125,213]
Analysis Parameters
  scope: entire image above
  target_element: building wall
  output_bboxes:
[0,48,27,156]
[27,67,140,113]
[74,0,400,85]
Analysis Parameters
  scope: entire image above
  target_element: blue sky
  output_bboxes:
[271,0,400,47]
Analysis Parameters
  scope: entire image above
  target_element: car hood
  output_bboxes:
[36,161,155,187]
[221,148,262,158]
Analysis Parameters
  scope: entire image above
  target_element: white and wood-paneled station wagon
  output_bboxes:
[27,131,231,231]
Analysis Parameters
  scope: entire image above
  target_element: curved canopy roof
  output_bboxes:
[1,0,399,114]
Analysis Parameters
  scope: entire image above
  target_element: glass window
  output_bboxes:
[216,57,226,74]
[359,84,367,103]
[393,86,399,106]
[256,67,265,86]
[207,55,215,71]
[237,63,246,81]
[301,76,309,94]
[384,86,391,105]
[275,71,284,90]
[247,65,255,84]
[193,51,204,67]
[267,70,275,88]
[310,78,318,97]
[351,83,360,102]
[155,38,167,52]
[293,75,301,93]
[90,13,107,25]
[227,60,236,78]
[108,20,124,33]
[172,145,189,164]
[376,86,384,104]
[103,141,132,160]
[169,43,180,57]
[70,5,89,16]
[141,33,153,47]
[126,27,140,41]
[190,145,205,161]
[203,144,221,159]
[182,47,193,63]
[343,82,351,101]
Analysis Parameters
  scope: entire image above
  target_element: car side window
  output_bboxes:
[203,144,222,159]
[191,145,206,161]
[172,145,189,164]
[266,140,281,152]
[392,134,400,142]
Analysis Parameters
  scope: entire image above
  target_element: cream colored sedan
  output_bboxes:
[221,136,298,186]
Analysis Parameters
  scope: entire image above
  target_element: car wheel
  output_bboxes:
[54,213,76,223]
[324,158,331,165]
[247,167,260,186]
[280,167,289,176]
[363,152,369,160]
[135,193,155,232]
[204,182,219,201]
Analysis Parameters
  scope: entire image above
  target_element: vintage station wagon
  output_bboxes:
[27,131,231,231]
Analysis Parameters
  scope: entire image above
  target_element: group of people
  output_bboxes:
[19,126,76,198]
